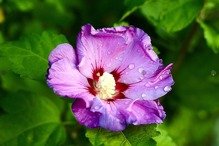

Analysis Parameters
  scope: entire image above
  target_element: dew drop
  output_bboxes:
[159,59,163,64]
[139,76,144,80]
[159,75,163,80]
[128,64,135,69]
[94,106,100,110]
[138,67,146,75]
[164,86,172,92]
[211,70,216,76]
[141,93,147,98]
[155,86,159,89]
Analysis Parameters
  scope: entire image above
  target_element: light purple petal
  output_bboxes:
[76,24,161,84]
[114,99,166,125]
[47,58,90,99]
[76,24,128,78]
[49,43,76,64]
[78,97,165,131]
[90,98,126,131]
[72,99,100,128]
[116,27,162,84]
[124,64,174,100]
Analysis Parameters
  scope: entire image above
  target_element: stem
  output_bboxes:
[173,23,199,73]
[61,101,70,123]
[62,121,74,126]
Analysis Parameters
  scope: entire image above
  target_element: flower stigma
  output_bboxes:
[96,72,116,100]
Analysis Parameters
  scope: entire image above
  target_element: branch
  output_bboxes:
[173,23,199,73]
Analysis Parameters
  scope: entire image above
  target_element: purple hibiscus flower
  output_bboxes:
[47,24,174,131]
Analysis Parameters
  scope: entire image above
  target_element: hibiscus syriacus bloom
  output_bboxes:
[47,24,174,131]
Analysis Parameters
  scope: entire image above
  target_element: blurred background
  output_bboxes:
[0,0,219,146]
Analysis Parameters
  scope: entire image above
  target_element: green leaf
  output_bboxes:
[9,0,36,11]
[114,21,129,27]
[120,0,146,21]
[124,0,146,10]
[0,92,66,146]
[198,0,219,53]
[33,2,74,27]
[0,71,55,98]
[199,22,219,53]
[86,125,158,146]
[153,126,176,146]
[0,32,68,80]
[141,0,203,33]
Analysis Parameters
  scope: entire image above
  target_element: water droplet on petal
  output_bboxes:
[159,75,163,80]
[155,86,159,89]
[128,64,135,69]
[139,76,144,80]
[141,93,147,98]
[94,106,100,110]
[164,86,172,92]
[159,59,163,64]
[165,70,170,75]
[138,67,146,75]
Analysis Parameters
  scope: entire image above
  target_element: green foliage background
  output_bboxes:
[0,0,219,145]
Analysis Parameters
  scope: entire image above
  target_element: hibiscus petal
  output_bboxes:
[47,58,90,99]
[72,99,100,128]
[76,24,161,84]
[90,98,126,131]
[115,27,162,84]
[124,64,174,100]
[115,99,166,125]
[76,24,128,78]
[48,43,76,64]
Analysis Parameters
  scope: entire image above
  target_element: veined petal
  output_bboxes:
[47,58,90,99]
[116,28,161,84]
[124,64,174,100]
[49,43,76,64]
[115,99,165,125]
[90,98,126,131]
[76,24,128,78]
[72,99,100,128]
[76,24,161,84]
